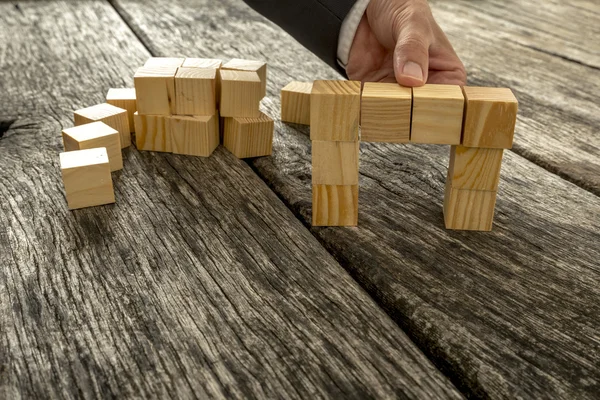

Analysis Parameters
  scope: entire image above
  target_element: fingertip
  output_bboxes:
[395,61,426,87]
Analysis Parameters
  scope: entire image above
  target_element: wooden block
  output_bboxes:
[133,112,171,153]
[443,182,497,231]
[462,87,518,149]
[312,185,358,226]
[219,70,261,118]
[182,58,222,69]
[59,147,115,210]
[106,88,136,133]
[310,80,360,142]
[361,82,411,143]
[62,122,122,172]
[312,141,359,185]
[223,113,274,158]
[133,66,177,115]
[281,81,312,125]
[74,103,130,148]
[144,57,184,68]
[167,115,219,157]
[411,84,464,145]
[175,67,217,116]
[448,145,504,191]
[222,58,267,98]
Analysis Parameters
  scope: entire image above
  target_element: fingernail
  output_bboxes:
[402,62,423,81]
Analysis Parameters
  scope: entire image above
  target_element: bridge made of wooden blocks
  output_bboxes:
[281,80,518,231]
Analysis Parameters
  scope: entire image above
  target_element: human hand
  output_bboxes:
[346,0,466,86]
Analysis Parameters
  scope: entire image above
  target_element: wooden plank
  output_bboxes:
[111,0,600,398]
[0,2,462,399]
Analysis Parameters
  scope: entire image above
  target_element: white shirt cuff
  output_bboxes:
[337,0,371,70]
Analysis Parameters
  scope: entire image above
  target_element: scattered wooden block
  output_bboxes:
[175,67,217,116]
[443,182,497,231]
[219,70,262,118]
[134,66,177,115]
[411,84,464,145]
[182,58,222,69]
[74,103,130,148]
[167,115,219,157]
[62,122,122,172]
[222,59,267,98]
[223,113,274,158]
[312,184,358,226]
[310,80,361,142]
[448,145,504,191]
[59,147,115,210]
[361,82,411,143]
[106,88,136,133]
[462,87,518,149]
[144,57,184,68]
[312,140,359,185]
[133,112,171,152]
[281,81,312,125]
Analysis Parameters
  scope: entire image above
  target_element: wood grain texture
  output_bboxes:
[133,112,171,152]
[106,88,137,133]
[310,80,361,142]
[167,115,219,157]
[312,184,358,227]
[74,103,131,148]
[311,140,359,185]
[280,81,312,125]
[134,65,177,115]
[62,121,123,171]
[174,67,217,116]
[448,146,503,191]
[443,183,496,231]
[360,82,411,143]
[223,113,273,158]
[219,70,261,118]
[111,0,600,397]
[0,2,463,399]
[222,58,267,98]
[411,84,463,145]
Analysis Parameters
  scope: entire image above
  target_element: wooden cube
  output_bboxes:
[182,58,222,69]
[361,82,411,143]
[310,80,360,142]
[62,122,122,171]
[106,88,136,133]
[60,147,115,210]
[222,59,267,98]
[167,115,219,157]
[133,113,171,153]
[219,70,262,118]
[281,81,312,125]
[411,84,464,145]
[74,103,130,148]
[312,184,358,226]
[223,113,274,158]
[443,182,497,231]
[462,87,518,149]
[134,66,177,115]
[144,57,184,68]
[312,141,359,185]
[175,67,217,116]
[448,146,504,191]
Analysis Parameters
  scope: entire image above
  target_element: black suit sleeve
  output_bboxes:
[241,0,357,73]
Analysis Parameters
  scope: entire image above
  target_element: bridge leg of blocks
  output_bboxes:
[59,148,115,210]
[223,113,274,158]
[174,67,217,116]
[167,115,219,157]
[74,103,131,148]
[443,182,497,231]
[411,84,464,145]
[222,59,267,98]
[134,65,177,115]
[281,81,312,125]
[448,145,504,191]
[134,112,171,153]
[361,82,411,143]
[312,184,358,227]
[62,122,123,171]
[219,70,262,118]
[106,88,137,133]
[311,141,359,185]
[310,80,361,141]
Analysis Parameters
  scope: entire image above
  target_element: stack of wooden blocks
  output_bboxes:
[281,80,518,231]
[59,57,273,210]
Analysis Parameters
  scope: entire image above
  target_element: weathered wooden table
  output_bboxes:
[1,0,598,398]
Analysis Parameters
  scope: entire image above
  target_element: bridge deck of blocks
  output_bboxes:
[280,80,518,231]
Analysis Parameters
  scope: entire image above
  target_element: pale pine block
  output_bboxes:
[411,84,464,145]
[182,58,223,69]
[219,70,262,118]
[448,145,504,191]
[312,141,359,185]
[134,66,177,115]
[312,184,358,226]
[175,67,217,116]
[222,58,267,98]
[133,112,171,152]
[443,182,497,231]
[60,148,115,210]
[310,80,361,142]
[462,87,518,149]
[281,81,312,125]
[167,115,219,157]
[74,103,131,148]
[106,88,136,133]
[62,122,122,171]
[144,57,184,67]
[223,113,274,158]
[361,82,411,143]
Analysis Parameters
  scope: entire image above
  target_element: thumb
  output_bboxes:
[393,20,432,87]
